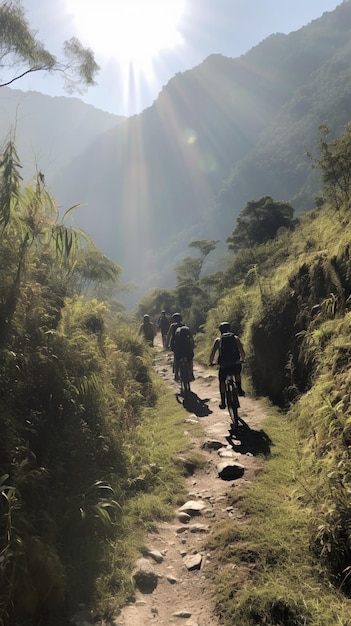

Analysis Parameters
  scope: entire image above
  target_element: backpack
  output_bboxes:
[173,325,194,359]
[218,332,240,366]
[159,315,170,333]
[143,321,154,341]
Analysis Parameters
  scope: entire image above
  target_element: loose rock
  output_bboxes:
[178,500,206,515]
[217,461,245,481]
[132,558,158,594]
[183,553,202,570]
[202,439,224,450]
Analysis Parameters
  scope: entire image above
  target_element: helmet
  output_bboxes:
[143,314,150,320]
[161,310,166,314]
[219,321,230,333]
[172,312,182,322]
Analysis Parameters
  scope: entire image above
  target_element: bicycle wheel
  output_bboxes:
[179,358,191,396]
[226,381,239,435]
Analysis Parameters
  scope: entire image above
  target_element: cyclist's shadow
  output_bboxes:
[176,391,213,417]
[226,417,272,456]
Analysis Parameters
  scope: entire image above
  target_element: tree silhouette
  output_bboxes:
[227,196,295,253]
[0,1,99,91]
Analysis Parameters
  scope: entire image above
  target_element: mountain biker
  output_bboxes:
[209,321,245,408]
[166,312,194,381]
[138,314,156,347]
[166,312,183,351]
[157,310,170,349]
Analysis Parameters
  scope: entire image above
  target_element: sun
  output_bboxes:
[66,0,185,76]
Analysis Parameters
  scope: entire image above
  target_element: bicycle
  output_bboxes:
[209,364,241,436]
[177,357,191,396]
[224,371,240,436]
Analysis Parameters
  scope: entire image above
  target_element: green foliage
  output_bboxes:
[0,138,22,229]
[188,239,220,258]
[0,1,99,90]
[0,141,160,624]
[62,37,99,93]
[196,120,351,614]
[69,244,122,296]
[208,407,351,626]
[138,240,221,334]
[0,1,56,73]
[136,288,176,322]
[307,124,351,212]
[175,255,203,288]
[227,195,295,253]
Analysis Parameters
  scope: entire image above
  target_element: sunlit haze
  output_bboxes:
[67,0,185,73]
[11,0,344,115]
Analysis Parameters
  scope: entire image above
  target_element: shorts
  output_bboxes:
[219,363,241,382]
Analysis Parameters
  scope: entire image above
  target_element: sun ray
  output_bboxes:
[66,0,185,70]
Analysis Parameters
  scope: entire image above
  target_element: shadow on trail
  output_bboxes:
[226,417,272,456]
[176,391,213,417]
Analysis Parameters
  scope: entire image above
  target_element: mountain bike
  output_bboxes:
[209,364,241,435]
[177,357,191,396]
[224,371,240,436]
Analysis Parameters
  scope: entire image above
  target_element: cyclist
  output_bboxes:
[166,312,183,351]
[157,310,170,349]
[209,321,245,408]
[138,314,156,347]
[166,313,194,381]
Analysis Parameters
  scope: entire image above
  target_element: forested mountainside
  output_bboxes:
[47,0,351,298]
[1,3,351,304]
[0,87,121,182]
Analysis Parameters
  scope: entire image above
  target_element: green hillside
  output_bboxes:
[49,1,351,300]
[3,2,351,623]
[2,109,351,625]
[1,3,351,305]
[139,122,351,623]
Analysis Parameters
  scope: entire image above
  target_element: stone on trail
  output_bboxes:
[177,500,206,515]
[177,511,192,523]
[202,439,224,450]
[175,455,197,475]
[132,558,158,594]
[183,553,202,571]
[143,548,163,563]
[189,524,209,533]
[166,574,178,584]
[218,448,234,458]
[217,461,245,481]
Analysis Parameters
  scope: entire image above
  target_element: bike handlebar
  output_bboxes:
[208,361,245,367]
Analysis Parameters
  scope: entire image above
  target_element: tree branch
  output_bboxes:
[0,65,46,87]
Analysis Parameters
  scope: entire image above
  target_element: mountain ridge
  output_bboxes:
[1,1,350,305]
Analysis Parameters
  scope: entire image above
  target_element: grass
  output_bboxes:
[94,369,351,624]
[92,372,205,619]
[205,402,351,626]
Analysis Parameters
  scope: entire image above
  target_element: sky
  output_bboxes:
[7,0,343,117]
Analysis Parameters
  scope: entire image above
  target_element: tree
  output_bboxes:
[188,239,219,259]
[0,138,123,346]
[175,256,203,289]
[227,196,295,253]
[176,239,219,288]
[307,124,351,212]
[0,1,99,91]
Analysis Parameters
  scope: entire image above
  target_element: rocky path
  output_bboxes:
[115,337,269,626]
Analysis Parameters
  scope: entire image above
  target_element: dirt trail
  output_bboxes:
[116,335,269,626]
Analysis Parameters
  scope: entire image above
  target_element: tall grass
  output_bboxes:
[207,405,351,625]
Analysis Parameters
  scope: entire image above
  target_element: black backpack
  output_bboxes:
[218,332,240,366]
[173,325,194,359]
